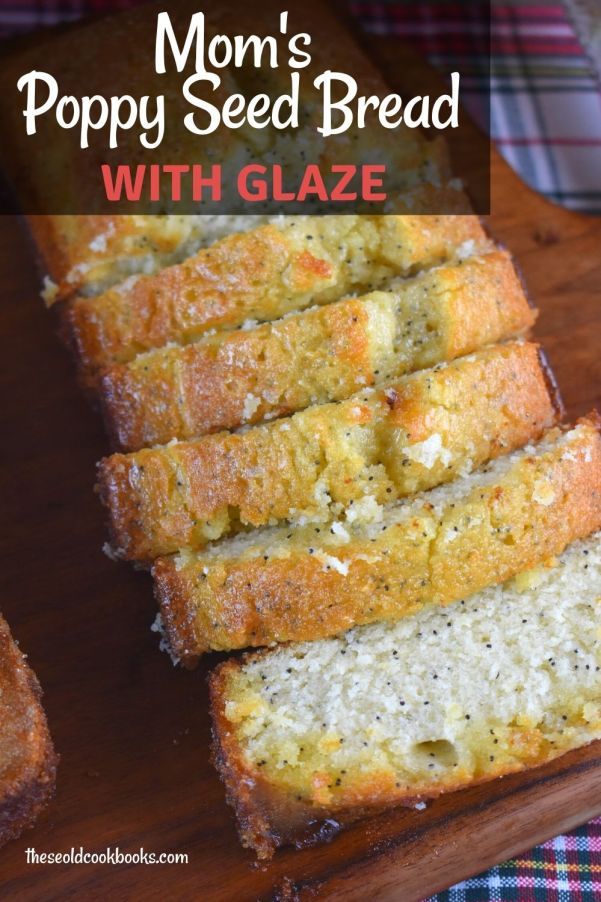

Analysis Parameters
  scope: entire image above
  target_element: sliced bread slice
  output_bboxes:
[100,248,536,450]
[33,182,470,306]
[100,341,557,560]
[155,416,601,661]
[65,214,486,382]
[210,530,601,859]
[0,615,57,847]
[31,215,271,304]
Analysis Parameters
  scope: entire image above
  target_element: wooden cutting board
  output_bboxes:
[1,32,601,902]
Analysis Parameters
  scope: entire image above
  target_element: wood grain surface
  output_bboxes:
[1,38,601,902]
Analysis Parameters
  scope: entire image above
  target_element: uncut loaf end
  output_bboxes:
[210,531,601,859]
[155,415,601,661]
[100,340,557,560]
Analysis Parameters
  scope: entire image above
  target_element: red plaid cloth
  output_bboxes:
[1,2,600,899]
[352,0,601,214]
[427,820,601,901]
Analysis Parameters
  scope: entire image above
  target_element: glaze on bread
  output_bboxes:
[64,215,486,383]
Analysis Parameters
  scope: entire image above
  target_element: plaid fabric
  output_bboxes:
[352,0,601,214]
[1,1,600,898]
[426,818,601,901]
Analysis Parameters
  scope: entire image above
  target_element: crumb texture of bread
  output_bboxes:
[100,341,555,558]
[65,214,486,381]
[209,531,601,858]
[154,418,601,660]
[0,616,57,847]
[100,249,536,450]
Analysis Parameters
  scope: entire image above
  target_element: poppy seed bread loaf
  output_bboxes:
[21,0,595,866]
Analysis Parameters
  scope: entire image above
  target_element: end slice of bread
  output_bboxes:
[210,530,601,859]
[154,416,601,661]
[100,341,556,560]
[0,616,57,847]
[99,248,536,450]
[65,214,486,382]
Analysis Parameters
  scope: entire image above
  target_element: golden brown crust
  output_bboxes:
[28,215,273,303]
[0,615,57,847]
[28,215,151,302]
[65,215,486,383]
[210,661,347,859]
[99,296,380,451]
[26,217,72,299]
[156,417,601,662]
[537,345,565,421]
[99,341,555,560]
[154,570,199,670]
[209,658,589,860]
[99,248,536,452]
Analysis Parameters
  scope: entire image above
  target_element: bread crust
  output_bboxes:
[209,651,601,860]
[0,616,57,847]
[210,661,380,860]
[99,341,554,560]
[99,294,386,451]
[65,215,486,383]
[28,215,275,303]
[155,417,601,662]
[99,249,536,451]
[29,215,188,301]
